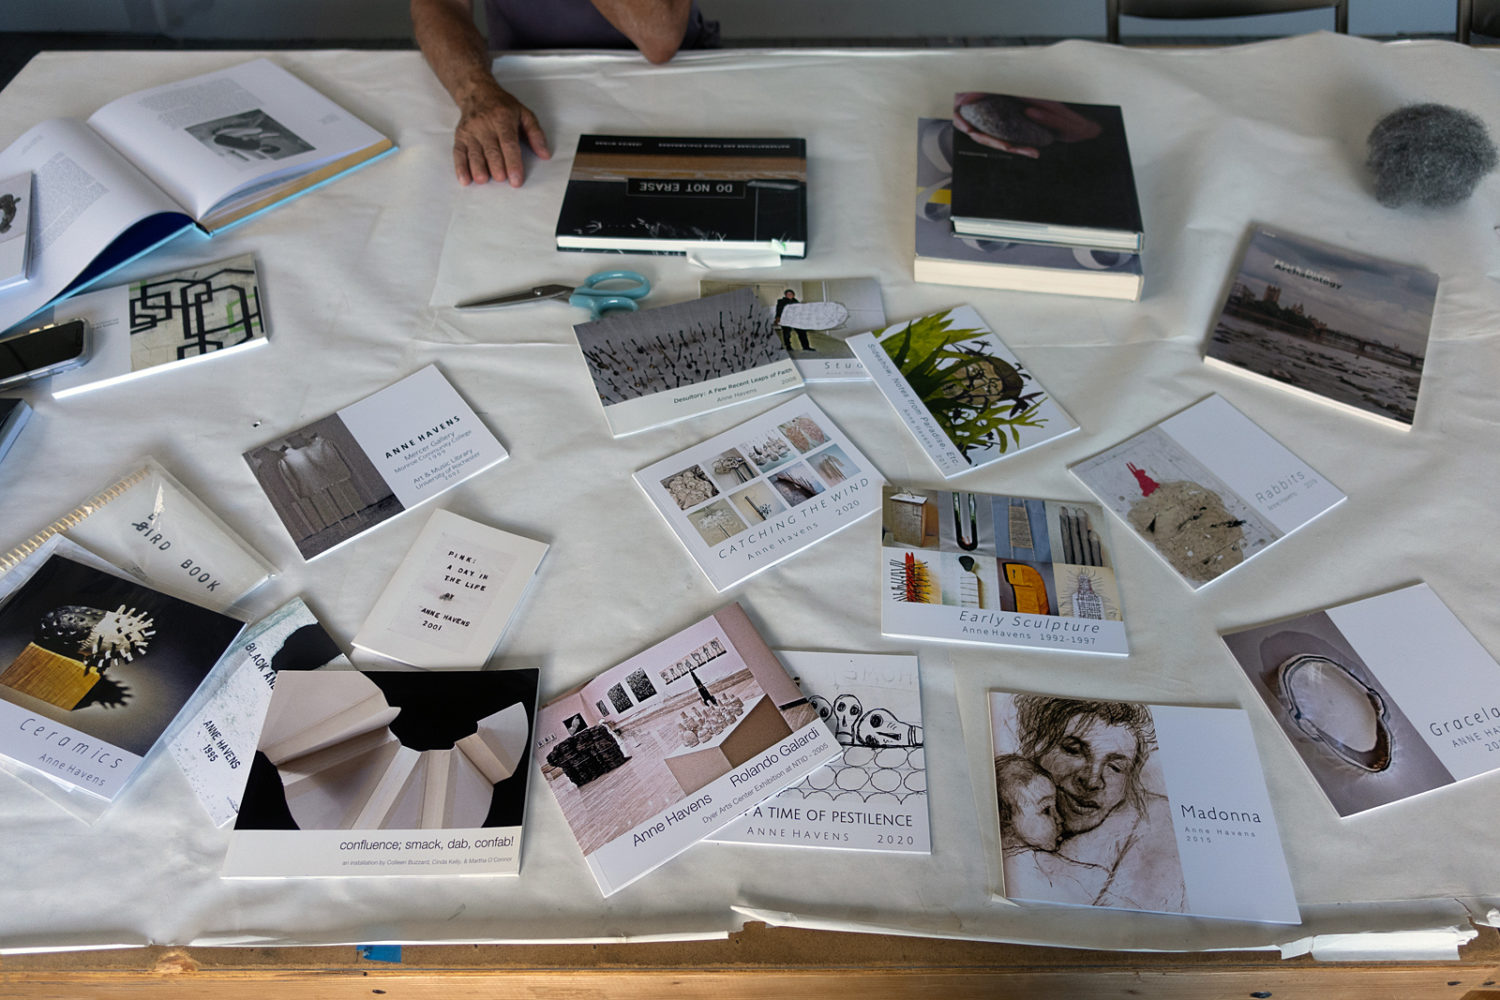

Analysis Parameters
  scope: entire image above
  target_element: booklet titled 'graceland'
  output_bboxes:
[536,604,840,896]
[990,692,1299,924]
[848,305,1077,478]
[881,487,1126,655]
[634,395,883,592]
[242,365,509,560]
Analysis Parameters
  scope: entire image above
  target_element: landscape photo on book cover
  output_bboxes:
[698,277,885,377]
[0,554,244,797]
[1208,227,1438,427]
[881,487,1126,654]
[1222,584,1500,817]
[990,692,1299,922]
[535,606,835,893]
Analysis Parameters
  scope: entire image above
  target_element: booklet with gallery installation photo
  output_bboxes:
[990,691,1299,923]
[242,365,509,560]
[709,651,929,853]
[1222,583,1500,817]
[535,604,839,896]
[698,277,886,382]
[847,305,1077,479]
[1070,394,1344,590]
[634,395,883,592]
[880,487,1127,655]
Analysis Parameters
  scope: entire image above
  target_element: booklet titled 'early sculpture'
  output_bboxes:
[881,487,1126,655]
[990,692,1299,924]
[536,604,840,896]
[1222,583,1500,817]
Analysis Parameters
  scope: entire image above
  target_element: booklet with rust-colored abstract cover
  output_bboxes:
[536,604,839,896]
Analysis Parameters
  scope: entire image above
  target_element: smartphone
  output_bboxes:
[0,319,91,389]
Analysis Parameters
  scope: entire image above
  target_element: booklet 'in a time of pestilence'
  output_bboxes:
[536,604,839,896]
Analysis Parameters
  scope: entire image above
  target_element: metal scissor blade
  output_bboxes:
[455,283,574,310]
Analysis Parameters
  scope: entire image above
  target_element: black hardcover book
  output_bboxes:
[949,93,1143,252]
[554,135,807,259]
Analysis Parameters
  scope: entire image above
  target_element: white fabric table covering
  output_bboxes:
[0,36,1497,954]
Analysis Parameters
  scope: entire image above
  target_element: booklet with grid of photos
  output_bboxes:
[1222,583,1500,817]
[573,286,803,437]
[1070,394,1344,590]
[1206,226,1437,430]
[535,604,840,896]
[989,691,1299,923]
[881,488,1127,655]
[223,667,539,877]
[242,365,509,560]
[351,509,548,669]
[634,395,883,592]
[709,651,929,853]
[847,305,1077,478]
[698,277,886,382]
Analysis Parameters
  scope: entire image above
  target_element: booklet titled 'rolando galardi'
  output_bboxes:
[535,604,840,896]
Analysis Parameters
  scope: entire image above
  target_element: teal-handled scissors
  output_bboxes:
[455,270,651,320]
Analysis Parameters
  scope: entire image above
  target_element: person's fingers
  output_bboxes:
[452,141,474,185]
[520,108,551,160]
[495,130,525,187]
[969,132,1040,158]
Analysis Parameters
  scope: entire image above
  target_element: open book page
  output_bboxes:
[85,58,391,228]
[0,118,190,331]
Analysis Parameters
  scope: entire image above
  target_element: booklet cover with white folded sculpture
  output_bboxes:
[634,395,883,592]
[990,692,1299,924]
[697,277,886,381]
[223,667,539,877]
[847,305,1077,478]
[573,287,803,437]
[881,487,1127,655]
[1222,583,1500,817]
[535,604,840,896]
[167,597,351,827]
[1070,394,1345,590]
[351,509,548,669]
[709,651,929,853]
[242,365,509,560]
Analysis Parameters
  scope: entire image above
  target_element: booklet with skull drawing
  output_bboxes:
[709,651,929,853]
[535,604,840,896]
[633,395,883,593]
[1222,584,1500,818]
[697,277,886,382]
[242,365,509,560]
[223,667,539,877]
[572,287,803,437]
[880,487,1127,655]
[989,691,1299,923]
[846,305,1077,479]
[0,549,245,807]
[1070,394,1345,590]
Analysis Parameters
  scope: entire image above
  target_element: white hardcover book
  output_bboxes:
[351,508,548,669]
[633,395,883,592]
[1070,394,1345,590]
[990,692,1299,924]
[847,305,1078,478]
[710,651,930,853]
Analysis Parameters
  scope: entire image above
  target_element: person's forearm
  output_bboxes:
[411,0,506,114]
[589,0,694,63]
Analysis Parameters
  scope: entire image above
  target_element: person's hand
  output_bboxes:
[953,92,1042,158]
[1020,99,1101,144]
[453,84,551,186]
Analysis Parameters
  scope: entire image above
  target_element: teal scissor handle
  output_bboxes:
[569,270,651,320]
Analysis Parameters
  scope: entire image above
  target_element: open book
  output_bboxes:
[0,58,393,332]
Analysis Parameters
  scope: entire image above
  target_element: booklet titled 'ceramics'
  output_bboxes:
[573,287,803,437]
[223,667,539,877]
[1222,583,1500,817]
[351,509,548,669]
[634,395,883,592]
[242,365,509,560]
[881,487,1127,655]
[698,277,886,382]
[709,651,929,853]
[1070,394,1344,590]
[989,691,1299,924]
[536,604,840,896]
[848,305,1077,478]
[167,597,351,827]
